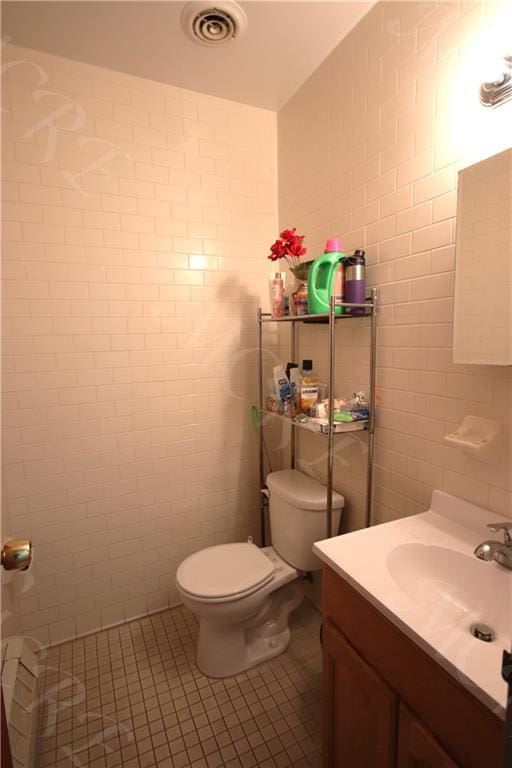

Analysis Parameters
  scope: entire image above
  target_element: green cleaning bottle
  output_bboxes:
[307,238,346,315]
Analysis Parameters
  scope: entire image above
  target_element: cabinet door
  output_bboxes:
[397,704,459,768]
[323,619,397,768]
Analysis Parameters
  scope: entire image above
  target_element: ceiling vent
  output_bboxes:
[181,1,248,46]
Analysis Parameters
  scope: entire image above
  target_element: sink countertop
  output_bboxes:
[313,490,512,720]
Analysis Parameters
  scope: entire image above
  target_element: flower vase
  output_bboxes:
[290,277,308,316]
[289,260,313,316]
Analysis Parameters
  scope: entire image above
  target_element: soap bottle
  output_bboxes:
[307,239,346,315]
[300,359,319,415]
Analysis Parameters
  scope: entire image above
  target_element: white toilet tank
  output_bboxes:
[266,469,345,572]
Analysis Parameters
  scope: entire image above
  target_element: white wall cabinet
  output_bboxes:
[453,148,512,366]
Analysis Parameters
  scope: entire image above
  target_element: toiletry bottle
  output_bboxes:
[300,359,319,415]
[307,239,346,315]
[269,272,285,318]
[286,363,300,407]
[317,382,329,403]
[290,368,302,408]
[344,249,366,315]
[273,364,292,402]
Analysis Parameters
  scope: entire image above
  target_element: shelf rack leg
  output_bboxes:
[290,321,297,470]
[257,308,266,546]
[365,288,378,529]
[327,295,336,539]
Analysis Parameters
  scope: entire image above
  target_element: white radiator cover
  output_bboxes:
[1,639,39,768]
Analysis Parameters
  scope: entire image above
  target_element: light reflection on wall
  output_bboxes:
[189,254,208,270]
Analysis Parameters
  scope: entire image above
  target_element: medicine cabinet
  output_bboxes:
[453,147,512,365]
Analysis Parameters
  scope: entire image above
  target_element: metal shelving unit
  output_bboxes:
[257,287,378,545]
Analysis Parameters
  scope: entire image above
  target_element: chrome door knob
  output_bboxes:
[1,539,32,571]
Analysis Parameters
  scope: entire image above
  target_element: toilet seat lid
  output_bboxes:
[177,542,274,599]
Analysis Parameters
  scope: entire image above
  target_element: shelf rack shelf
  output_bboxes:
[257,289,378,544]
[259,301,373,323]
[262,410,369,436]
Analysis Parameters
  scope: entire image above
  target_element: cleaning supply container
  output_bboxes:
[307,238,346,315]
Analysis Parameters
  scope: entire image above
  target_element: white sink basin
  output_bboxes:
[313,490,512,718]
[386,543,509,639]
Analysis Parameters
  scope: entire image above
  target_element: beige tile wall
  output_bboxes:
[278,1,512,531]
[3,0,512,646]
[2,45,277,646]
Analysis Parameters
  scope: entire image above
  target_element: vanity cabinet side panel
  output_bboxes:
[397,703,458,768]
[322,566,503,768]
[323,618,398,768]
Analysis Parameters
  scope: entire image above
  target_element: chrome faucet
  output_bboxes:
[474,522,512,570]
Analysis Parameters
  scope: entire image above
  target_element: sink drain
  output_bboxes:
[470,623,495,642]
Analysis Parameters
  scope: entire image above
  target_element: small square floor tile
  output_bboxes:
[36,601,323,767]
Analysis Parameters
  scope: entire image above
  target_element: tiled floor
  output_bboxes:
[37,601,323,768]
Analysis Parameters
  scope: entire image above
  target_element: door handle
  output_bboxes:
[1,540,32,571]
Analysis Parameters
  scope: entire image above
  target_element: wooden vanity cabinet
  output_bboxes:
[397,704,457,768]
[322,566,504,768]
[323,619,397,767]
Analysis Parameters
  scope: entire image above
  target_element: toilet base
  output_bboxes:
[196,578,305,678]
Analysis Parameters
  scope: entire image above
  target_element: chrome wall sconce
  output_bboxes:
[480,55,512,107]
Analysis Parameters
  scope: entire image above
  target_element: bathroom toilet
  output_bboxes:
[176,469,344,677]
